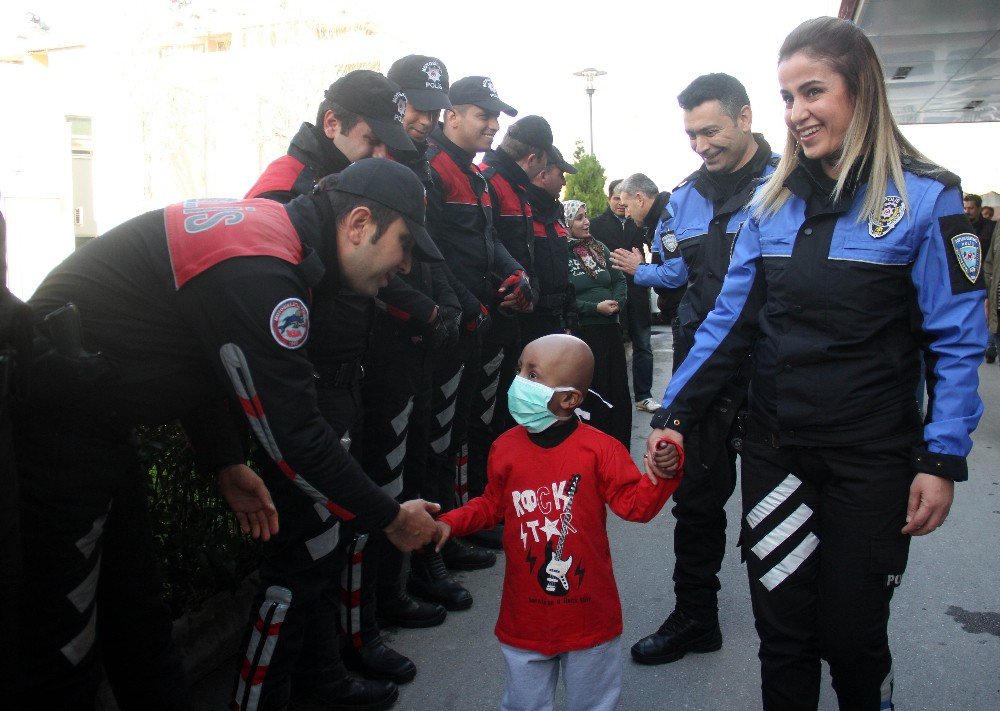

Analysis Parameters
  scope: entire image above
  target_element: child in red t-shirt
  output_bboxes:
[435,334,682,711]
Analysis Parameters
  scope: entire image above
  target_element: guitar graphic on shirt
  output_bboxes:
[538,474,581,597]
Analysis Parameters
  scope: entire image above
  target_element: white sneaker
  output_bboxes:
[635,398,659,413]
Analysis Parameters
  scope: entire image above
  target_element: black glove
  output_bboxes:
[498,270,534,312]
[421,311,448,350]
[440,308,462,348]
[465,304,491,335]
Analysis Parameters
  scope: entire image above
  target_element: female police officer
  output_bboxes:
[644,16,986,711]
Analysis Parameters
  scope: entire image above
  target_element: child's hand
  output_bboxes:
[433,520,452,552]
[644,431,685,482]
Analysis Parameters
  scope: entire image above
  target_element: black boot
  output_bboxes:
[289,675,399,711]
[377,588,446,628]
[630,609,723,665]
[407,549,473,610]
[986,340,997,364]
[342,637,417,685]
[440,537,496,571]
[465,524,504,550]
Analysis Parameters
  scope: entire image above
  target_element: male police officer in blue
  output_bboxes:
[611,73,778,664]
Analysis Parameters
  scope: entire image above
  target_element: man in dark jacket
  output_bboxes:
[15,159,442,711]
[522,144,577,344]
[423,76,532,564]
[247,69,436,708]
[612,74,779,667]
[467,115,553,549]
[590,178,656,412]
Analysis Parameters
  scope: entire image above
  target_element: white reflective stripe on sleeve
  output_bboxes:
[220,343,355,522]
[75,510,109,560]
[305,522,341,561]
[221,343,282,462]
[759,532,819,591]
[314,502,332,522]
[746,474,802,529]
[751,503,813,561]
[391,398,414,436]
[67,555,102,613]
[60,606,97,666]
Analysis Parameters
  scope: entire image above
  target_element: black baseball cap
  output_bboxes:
[547,145,578,175]
[448,76,518,116]
[324,70,415,152]
[507,115,554,153]
[321,158,442,262]
[387,55,452,112]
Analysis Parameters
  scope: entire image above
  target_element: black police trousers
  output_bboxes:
[468,316,518,499]
[670,422,739,623]
[356,336,432,613]
[427,331,479,511]
[14,411,190,711]
[232,382,361,711]
[740,429,919,711]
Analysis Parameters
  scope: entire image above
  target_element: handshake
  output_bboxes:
[383,499,449,552]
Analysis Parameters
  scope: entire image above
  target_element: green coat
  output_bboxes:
[567,240,627,327]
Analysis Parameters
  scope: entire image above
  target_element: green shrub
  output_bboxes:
[138,423,261,617]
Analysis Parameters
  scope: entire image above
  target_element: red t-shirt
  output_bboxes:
[438,423,680,655]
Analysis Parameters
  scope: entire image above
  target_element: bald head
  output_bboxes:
[519,334,594,393]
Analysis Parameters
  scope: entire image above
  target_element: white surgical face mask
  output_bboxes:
[507,376,576,433]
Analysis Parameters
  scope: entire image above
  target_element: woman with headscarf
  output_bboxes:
[564,200,631,448]
[644,16,985,711]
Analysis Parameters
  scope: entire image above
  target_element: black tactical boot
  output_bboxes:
[440,537,496,571]
[464,523,504,550]
[376,588,446,628]
[630,609,723,665]
[407,549,473,610]
[289,675,399,711]
[342,637,417,685]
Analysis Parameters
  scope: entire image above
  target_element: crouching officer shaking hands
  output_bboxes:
[13,158,443,711]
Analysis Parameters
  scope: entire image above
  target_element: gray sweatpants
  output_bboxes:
[498,636,622,711]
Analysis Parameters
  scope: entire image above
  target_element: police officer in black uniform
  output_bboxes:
[14,159,442,711]
[246,71,439,706]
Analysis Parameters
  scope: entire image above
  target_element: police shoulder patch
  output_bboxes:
[662,230,679,254]
[938,215,985,294]
[270,298,309,349]
[950,233,981,284]
[869,196,904,238]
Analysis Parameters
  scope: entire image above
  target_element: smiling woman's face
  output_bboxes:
[778,51,856,177]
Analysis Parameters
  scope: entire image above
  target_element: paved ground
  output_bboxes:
[194,326,1000,710]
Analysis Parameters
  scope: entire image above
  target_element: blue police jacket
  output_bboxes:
[635,135,778,369]
[652,157,986,480]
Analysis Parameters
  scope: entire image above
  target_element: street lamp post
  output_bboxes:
[573,68,606,155]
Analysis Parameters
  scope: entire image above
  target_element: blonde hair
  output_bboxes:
[754,17,931,222]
